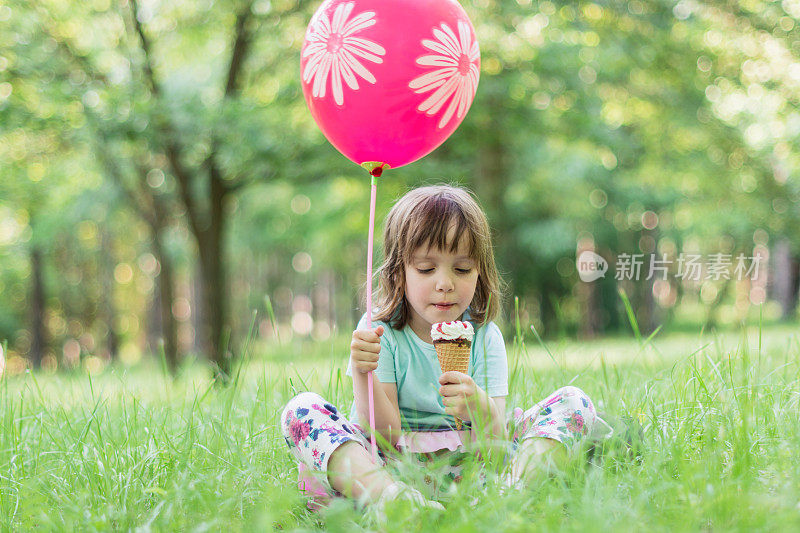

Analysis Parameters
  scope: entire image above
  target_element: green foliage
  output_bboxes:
[1,0,799,365]
[1,326,800,529]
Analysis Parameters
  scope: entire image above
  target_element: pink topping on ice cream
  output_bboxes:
[431,321,474,342]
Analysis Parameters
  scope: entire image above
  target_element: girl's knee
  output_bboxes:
[553,385,585,398]
[283,391,326,415]
[555,386,593,411]
[280,392,328,437]
[555,386,599,437]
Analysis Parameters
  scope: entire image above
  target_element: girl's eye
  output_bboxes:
[416,267,472,274]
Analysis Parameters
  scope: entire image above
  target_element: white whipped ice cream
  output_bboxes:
[430,321,474,342]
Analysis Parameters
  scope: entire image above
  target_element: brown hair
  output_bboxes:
[369,184,506,329]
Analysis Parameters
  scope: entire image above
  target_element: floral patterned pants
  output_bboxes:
[280,386,606,499]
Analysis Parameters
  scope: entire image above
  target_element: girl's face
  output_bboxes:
[404,226,479,344]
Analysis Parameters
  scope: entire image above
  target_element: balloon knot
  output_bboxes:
[370,165,385,178]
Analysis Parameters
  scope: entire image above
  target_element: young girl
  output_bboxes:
[280,184,611,511]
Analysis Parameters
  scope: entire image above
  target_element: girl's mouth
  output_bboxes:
[434,304,454,310]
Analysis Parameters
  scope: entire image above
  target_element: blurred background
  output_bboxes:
[1,0,798,378]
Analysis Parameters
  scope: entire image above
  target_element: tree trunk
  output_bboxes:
[329,270,338,333]
[641,274,656,335]
[101,231,119,360]
[152,233,179,372]
[127,0,254,378]
[199,248,227,376]
[473,110,518,330]
[772,238,799,320]
[538,292,558,338]
[637,228,658,336]
[704,279,730,330]
[576,241,602,338]
[29,247,47,368]
[577,275,601,338]
[147,275,162,352]
[474,113,510,280]
[790,258,800,319]
[192,262,206,355]
[198,174,228,377]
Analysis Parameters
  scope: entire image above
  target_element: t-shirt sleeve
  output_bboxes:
[472,322,508,397]
[345,313,397,383]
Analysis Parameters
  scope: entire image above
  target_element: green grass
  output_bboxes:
[2,321,800,531]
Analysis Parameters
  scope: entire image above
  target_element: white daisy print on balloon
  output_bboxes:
[302,2,386,106]
[409,20,480,129]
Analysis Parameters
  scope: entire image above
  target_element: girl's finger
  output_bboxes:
[438,371,464,385]
[444,406,461,417]
[358,362,378,373]
[353,325,383,342]
[352,339,381,353]
[354,350,379,362]
[354,330,381,343]
[358,343,381,355]
[439,384,465,397]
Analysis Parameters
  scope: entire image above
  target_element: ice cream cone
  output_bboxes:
[435,340,471,430]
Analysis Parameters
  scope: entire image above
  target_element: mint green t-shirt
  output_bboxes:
[345,308,508,431]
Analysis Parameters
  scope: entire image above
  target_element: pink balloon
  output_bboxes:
[301,0,481,170]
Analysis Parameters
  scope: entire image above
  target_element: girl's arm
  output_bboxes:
[352,373,402,449]
[350,325,402,448]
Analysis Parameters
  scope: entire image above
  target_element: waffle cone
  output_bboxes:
[435,341,471,430]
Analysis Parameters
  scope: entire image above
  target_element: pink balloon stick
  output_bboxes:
[365,175,378,463]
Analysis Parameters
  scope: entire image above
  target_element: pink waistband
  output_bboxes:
[395,430,473,454]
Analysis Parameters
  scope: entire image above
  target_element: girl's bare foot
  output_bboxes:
[505,437,567,490]
[327,440,396,503]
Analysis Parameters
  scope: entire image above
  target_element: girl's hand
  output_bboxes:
[438,372,484,422]
[350,325,384,374]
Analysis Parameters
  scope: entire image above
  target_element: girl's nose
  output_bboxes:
[435,273,454,292]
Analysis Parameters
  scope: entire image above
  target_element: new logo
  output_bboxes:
[577,251,608,282]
